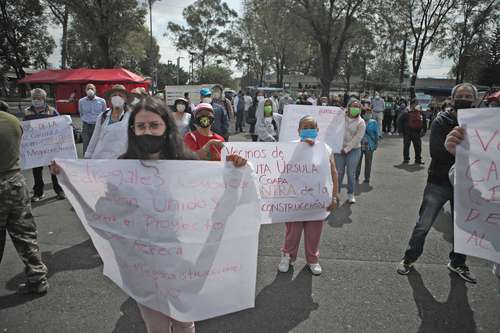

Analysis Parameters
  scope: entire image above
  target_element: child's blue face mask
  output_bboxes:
[299,128,318,141]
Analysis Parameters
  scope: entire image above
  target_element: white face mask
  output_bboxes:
[87,89,95,98]
[202,97,212,104]
[32,100,45,109]
[264,117,273,124]
[111,95,125,108]
[257,95,265,102]
[176,104,186,112]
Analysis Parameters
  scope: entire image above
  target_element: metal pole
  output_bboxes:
[176,56,183,85]
[149,0,155,92]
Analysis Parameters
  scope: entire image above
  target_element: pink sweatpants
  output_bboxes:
[138,303,195,333]
[281,220,324,264]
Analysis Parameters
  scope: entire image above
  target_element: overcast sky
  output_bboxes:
[47,0,453,79]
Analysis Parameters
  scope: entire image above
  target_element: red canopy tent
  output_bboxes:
[18,68,151,114]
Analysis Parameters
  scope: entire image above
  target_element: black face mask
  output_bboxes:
[136,135,165,154]
[454,100,474,110]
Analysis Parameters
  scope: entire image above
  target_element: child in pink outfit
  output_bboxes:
[278,116,339,275]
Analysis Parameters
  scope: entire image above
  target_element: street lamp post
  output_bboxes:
[176,56,184,85]
[189,51,196,84]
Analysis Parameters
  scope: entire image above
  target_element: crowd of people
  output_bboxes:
[0,81,499,333]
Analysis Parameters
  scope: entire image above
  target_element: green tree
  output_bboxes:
[477,23,500,86]
[197,64,234,88]
[291,0,368,96]
[0,0,55,78]
[66,0,147,68]
[156,63,190,88]
[437,0,498,84]
[402,0,457,98]
[167,0,237,80]
[45,0,70,69]
[243,0,307,86]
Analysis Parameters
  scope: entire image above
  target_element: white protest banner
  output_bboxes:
[455,108,500,264]
[279,104,345,153]
[222,142,333,224]
[56,159,261,322]
[20,115,77,169]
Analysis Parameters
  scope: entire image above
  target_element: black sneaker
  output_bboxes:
[447,263,477,283]
[402,160,410,164]
[415,160,425,165]
[17,280,49,295]
[55,192,66,200]
[397,259,415,275]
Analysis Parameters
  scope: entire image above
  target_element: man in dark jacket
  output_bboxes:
[397,83,478,283]
[398,99,426,164]
[24,88,65,201]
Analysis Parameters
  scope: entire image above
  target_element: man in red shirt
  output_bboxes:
[184,103,225,161]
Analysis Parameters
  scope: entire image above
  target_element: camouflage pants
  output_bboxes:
[0,173,48,283]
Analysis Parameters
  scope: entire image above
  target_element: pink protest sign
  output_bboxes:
[455,108,500,264]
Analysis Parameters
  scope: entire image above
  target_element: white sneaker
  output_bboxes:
[348,194,356,204]
[278,253,291,273]
[309,263,322,275]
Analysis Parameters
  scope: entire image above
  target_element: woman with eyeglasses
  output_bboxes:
[52,97,246,332]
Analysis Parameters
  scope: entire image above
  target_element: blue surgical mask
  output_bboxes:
[299,128,318,141]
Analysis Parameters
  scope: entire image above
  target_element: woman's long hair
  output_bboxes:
[120,97,197,160]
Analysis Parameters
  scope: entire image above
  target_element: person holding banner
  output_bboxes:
[184,103,225,161]
[255,98,282,142]
[444,120,500,293]
[24,88,65,201]
[334,99,366,204]
[120,97,246,333]
[0,110,49,295]
[278,116,339,275]
[397,83,478,283]
[84,84,131,159]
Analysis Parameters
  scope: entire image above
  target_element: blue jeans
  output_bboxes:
[334,148,361,195]
[404,182,466,266]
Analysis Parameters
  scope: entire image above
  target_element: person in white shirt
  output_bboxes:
[255,98,282,142]
[85,84,131,159]
[334,99,366,204]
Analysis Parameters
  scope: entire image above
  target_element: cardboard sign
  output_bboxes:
[223,142,333,223]
[279,104,345,153]
[454,108,500,264]
[56,159,261,321]
[20,115,77,169]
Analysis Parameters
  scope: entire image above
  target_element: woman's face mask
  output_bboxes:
[257,95,265,102]
[135,134,165,154]
[263,105,273,116]
[111,95,125,108]
[196,115,214,128]
[349,107,361,117]
[362,113,372,121]
[32,99,45,109]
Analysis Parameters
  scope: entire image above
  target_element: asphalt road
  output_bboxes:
[1,131,499,333]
